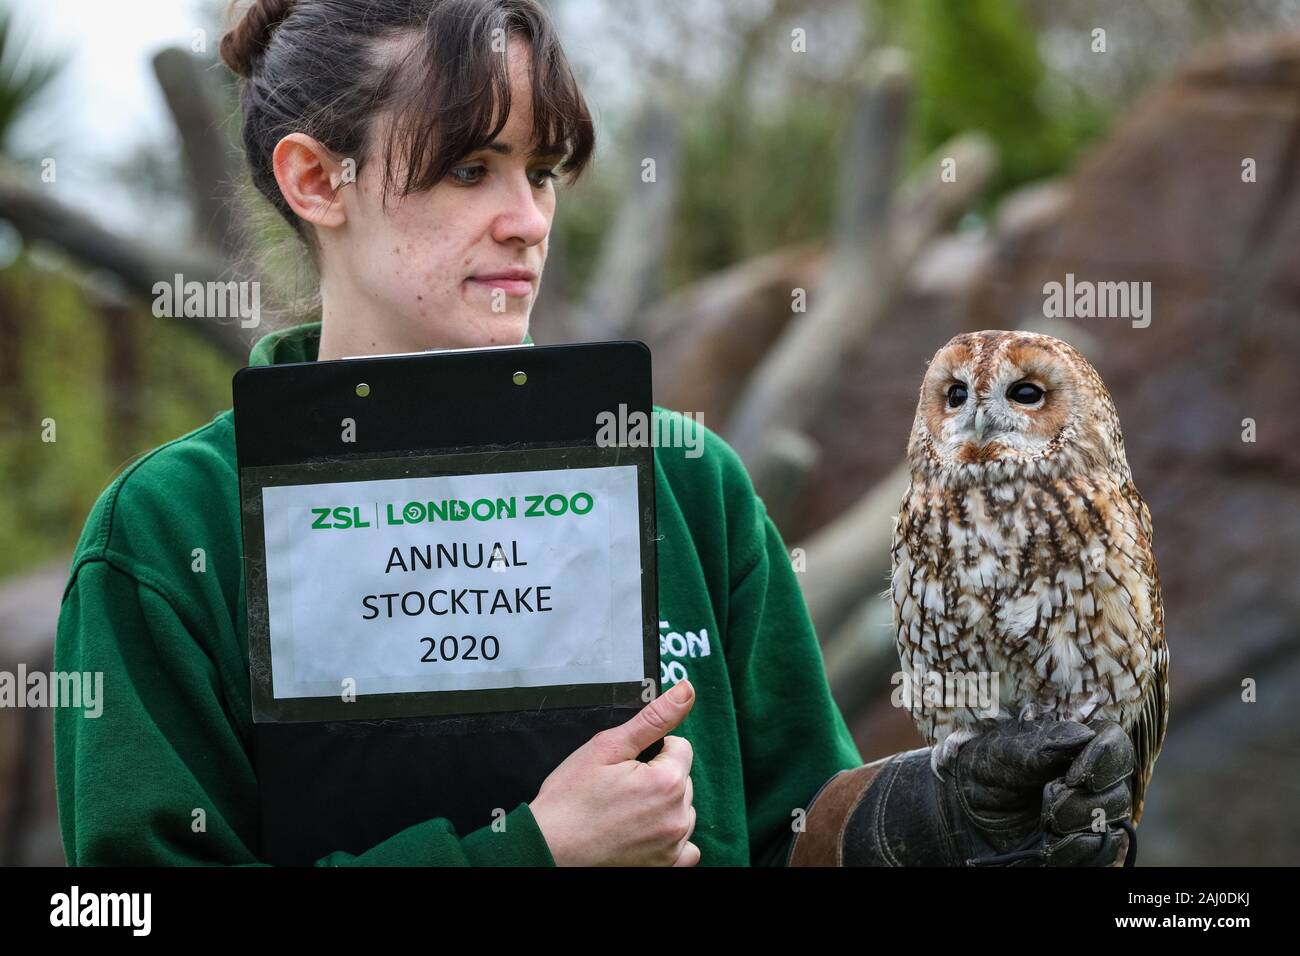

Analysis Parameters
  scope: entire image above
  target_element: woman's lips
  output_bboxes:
[467,277,533,296]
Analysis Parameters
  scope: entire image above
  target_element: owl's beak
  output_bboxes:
[973,406,988,442]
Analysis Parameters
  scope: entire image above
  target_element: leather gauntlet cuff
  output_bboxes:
[842,747,961,866]
[787,748,948,866]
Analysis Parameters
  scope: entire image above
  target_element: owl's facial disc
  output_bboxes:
[910,331,1120,482]
[922,354,1066,468]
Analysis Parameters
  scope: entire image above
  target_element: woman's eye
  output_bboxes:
[450,165,485,185]
[1008,382,1045,404]
[449,165,556,188]
[947,383,967,408]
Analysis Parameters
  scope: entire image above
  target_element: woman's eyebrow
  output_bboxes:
[480,140,568,161]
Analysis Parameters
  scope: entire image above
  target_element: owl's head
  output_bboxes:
[908,330,1129,484]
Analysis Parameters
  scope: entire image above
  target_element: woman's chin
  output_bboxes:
[426,303,529,348]
[455,283,532,342]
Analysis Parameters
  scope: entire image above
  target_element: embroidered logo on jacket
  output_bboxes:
[659,618,712,686]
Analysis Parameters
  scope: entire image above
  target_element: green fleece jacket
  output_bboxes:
[53,321,863,866]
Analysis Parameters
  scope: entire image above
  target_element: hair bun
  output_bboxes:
[220,0,296,79]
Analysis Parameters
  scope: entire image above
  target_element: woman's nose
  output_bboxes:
[490,172,551,246]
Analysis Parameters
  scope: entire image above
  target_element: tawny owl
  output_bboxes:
[890,330,1168,825]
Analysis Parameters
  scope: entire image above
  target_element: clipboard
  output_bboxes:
[232,340,659,865]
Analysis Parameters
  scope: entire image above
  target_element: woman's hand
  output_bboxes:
[529,680,699,866]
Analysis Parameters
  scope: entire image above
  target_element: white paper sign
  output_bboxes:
[260,464,645,700]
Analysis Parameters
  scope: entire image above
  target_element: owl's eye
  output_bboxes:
[1008,382,1045,405]
[947,383,968,408]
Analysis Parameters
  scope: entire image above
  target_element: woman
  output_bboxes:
[54,0,1134,868]
[51,0,865,867]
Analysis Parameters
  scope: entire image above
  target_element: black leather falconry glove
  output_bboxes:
[788,718,1137,867]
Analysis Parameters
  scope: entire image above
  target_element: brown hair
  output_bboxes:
[219,0,595,250]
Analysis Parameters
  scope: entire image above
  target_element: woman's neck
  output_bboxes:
[315,274,419,360]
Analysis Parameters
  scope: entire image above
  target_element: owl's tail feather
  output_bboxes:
[1131,776,1149,827]
[1119,820,1138,867]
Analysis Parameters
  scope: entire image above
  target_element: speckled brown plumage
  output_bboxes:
[891,330,1168,825]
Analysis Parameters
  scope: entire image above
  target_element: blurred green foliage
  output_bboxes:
[874,0,1108,200]
[590,0,1111,292]
[0,7,65,154]
[668,96,842,286]
[0,256,235,578]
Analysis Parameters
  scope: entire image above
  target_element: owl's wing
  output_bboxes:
[1119,480,1169,827]
[1129,628,1167,826]
[890,482,939,744]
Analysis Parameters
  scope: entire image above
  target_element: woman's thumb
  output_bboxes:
[603,679,695,761]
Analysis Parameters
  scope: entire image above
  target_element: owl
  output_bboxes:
[890,330,1168,826]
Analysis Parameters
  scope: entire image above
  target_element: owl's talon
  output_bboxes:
[1018,703,1037,722]
[929,754,946,782]
[932,727,979,778]
[1075,692,1106,725]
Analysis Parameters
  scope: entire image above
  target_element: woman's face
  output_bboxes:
[312,37,559,357]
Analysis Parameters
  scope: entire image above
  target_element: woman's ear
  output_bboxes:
[272,133,350,231]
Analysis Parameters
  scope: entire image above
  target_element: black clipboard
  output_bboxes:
[232,340,659,865]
